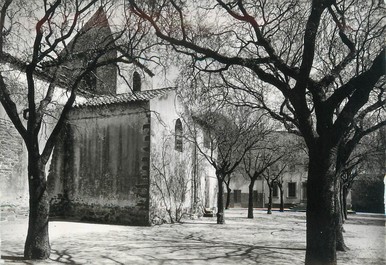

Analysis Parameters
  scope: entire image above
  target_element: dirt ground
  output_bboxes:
[1,209,385,264]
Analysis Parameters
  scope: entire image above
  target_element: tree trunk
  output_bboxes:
[216,176,225,224]
[225,185,231,210]
[279,185,284,212]
[24,158,50,259]
[335,208,349,252]
[247,179,255,218]
[267,185,272,214]
[343,186,349,220]
[335,180,349,252]
[339,181,344,221]
[305,147,337,265]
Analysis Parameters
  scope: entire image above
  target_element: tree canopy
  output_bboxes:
[129,1,385,264]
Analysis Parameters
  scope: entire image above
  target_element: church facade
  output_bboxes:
[48,85,217,225]
[0,7,217,225]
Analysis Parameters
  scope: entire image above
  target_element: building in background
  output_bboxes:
[228,165,308,209]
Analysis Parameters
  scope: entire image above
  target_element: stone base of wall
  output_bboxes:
[50,196,150,226]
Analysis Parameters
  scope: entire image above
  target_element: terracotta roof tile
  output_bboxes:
[74,87,175,108]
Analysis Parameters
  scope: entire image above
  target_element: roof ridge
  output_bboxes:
[74,87,176,108]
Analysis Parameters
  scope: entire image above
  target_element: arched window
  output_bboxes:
[175,119,183,152]
[133,71,141,92]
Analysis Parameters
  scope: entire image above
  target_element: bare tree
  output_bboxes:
[150,135,190,224]
[263,165,286,214]
[242,131,305,217]
[129,1,385,263]
[242,147,281,218]
[189,107,265,224]
[224,173,232,209]
[335,126,385,251]
[0,0,156,259]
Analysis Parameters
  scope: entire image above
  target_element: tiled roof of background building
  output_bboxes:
[74,87,176,108]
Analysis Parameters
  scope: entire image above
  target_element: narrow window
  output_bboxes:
[133,71,141,92]
[288,182,297,198]
[175,119,183,152]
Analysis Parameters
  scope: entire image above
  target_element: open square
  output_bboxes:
[1,209,384,264]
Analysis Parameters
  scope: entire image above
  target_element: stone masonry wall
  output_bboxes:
[0,118,27,205]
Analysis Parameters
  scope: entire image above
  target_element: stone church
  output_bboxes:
[0,7,217,225]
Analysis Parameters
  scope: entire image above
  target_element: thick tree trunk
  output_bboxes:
[267,186,272,214]
[247,179,255,218]
[225,185,231,210]
[216,176,225,224]
[305,147,337,265]
[279,185,284,212]
[24,159,50,259]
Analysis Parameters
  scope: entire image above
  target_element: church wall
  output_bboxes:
[0,106,28,206]
[193,129,218,211]
[48,102,151,225]
[148,91,190,223]
[148,91,217,223]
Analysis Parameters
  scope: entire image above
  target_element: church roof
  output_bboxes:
[82,6,110,32]
[74,87,176,108]
[63,6,113,55]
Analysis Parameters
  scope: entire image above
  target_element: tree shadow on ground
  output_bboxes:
[50,249,80,264]
[1,255,34,264]
[2,249,81,265]
[113,237,306,264]
[101,256,126,265]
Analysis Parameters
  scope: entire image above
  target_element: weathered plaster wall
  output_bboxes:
[0,105,28,205]
[148,90,190,223]
[194,129,218,210]
[227,175,263,208]
[148,91,217,223]
[49,102,151,225]
[116,66,153,94]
